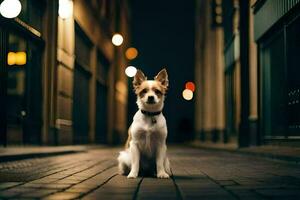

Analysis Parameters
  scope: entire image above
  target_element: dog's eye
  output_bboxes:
[154,89,162,95]
[141,89,148,94]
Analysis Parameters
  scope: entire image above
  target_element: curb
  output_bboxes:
[0,150,86,163]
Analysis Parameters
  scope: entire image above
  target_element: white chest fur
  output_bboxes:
[130,110,167,157]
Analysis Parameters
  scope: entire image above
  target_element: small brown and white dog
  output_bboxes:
[118,69,171,179]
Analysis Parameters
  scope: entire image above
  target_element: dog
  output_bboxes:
[118,68,171,179]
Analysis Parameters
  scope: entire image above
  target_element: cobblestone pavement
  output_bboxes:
[0,146,300,199]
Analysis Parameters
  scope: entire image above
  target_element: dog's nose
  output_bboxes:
[148,96,154,101]
[148,96,155,102]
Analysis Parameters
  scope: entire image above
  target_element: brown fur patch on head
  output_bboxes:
[136,83,149,97]
[152,82,166,97]
[135,81,167,97]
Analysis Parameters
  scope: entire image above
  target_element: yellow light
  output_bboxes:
[7,52,16,66]
[112,33,124,46]
[216,0,222,5]
[15,52,26,65]
[125,66,137,77]
[7,52,26,66]
[215,6,222,15]
[125,47,138,60]
[216,16,222,24]
[59,0,73,19]
[182,89,193,101]
[0,0,22,19]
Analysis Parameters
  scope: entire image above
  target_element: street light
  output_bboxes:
[125,47,138,60]
[58,0,73,19]
[125,66,137,77]
[182,89,193,101]
[112,33,123,46]
[185,81,195,92]
[0,0,22,18]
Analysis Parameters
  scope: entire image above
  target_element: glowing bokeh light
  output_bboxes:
[7,52,16,66]
[125,66,137,77]
[112,33,124,46]
[58,0,73,19]
[185,81,195,92]
[7,52,26,66]
[182,89,193,101]
[125,47,138,60]
[15,52,26,65]
[0,0,22,19]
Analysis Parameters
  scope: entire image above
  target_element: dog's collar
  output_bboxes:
[141,110,162,116]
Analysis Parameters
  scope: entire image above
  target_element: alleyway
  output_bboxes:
[0,146,299,199]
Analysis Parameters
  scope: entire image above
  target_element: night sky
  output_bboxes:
[128,0,196,142]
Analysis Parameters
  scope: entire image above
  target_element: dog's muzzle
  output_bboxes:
[147,96,156,104]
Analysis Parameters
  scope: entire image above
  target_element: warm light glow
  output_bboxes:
[112,33,123,46]
[216,16,222,24]
[0,0,22,18]
[15,52,26,65]
[7,52,26,66]
[7,52,16,66]
[185,82,195,92]
[125,47,138,60]
[125,66,137,77]
[215,6,222,15]
[182,89,193,101]
[59,0,73,19]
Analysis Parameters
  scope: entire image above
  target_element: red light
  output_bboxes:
[185,82,195,92]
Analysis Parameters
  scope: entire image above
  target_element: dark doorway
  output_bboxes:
[286,15,300,137]
[260,30,287,138]
[96,82,108,143]
[95,50,109,144]
[260,12,300,139]
[73,24,92,144]
[73,63,90,144]
[7,32,43,145]
[225,71,236,142]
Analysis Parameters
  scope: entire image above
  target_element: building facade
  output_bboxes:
[0,0,130,145]
[194,0,300,147]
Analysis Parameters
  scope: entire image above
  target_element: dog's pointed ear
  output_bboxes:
[155,68,169,88]
[133,70,147,89]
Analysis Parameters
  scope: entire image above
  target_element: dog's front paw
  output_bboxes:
[127,172,138,179]
[157,171,169,179]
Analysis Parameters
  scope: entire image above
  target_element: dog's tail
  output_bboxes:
[117,150,131,175]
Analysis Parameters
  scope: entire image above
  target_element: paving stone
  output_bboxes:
[42,192,81,200]
[54,179,81,185]
[82,172,140,199]
[229,188,265,200]
[255,188,300,198]
[21,189,57,198]
[22,183,71,189]
[0,182,22,190]
[215,180,238,186]
[64,187,92,193]
[29,178,59,184]
[0,190,20,198]
[137,177,178,199]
